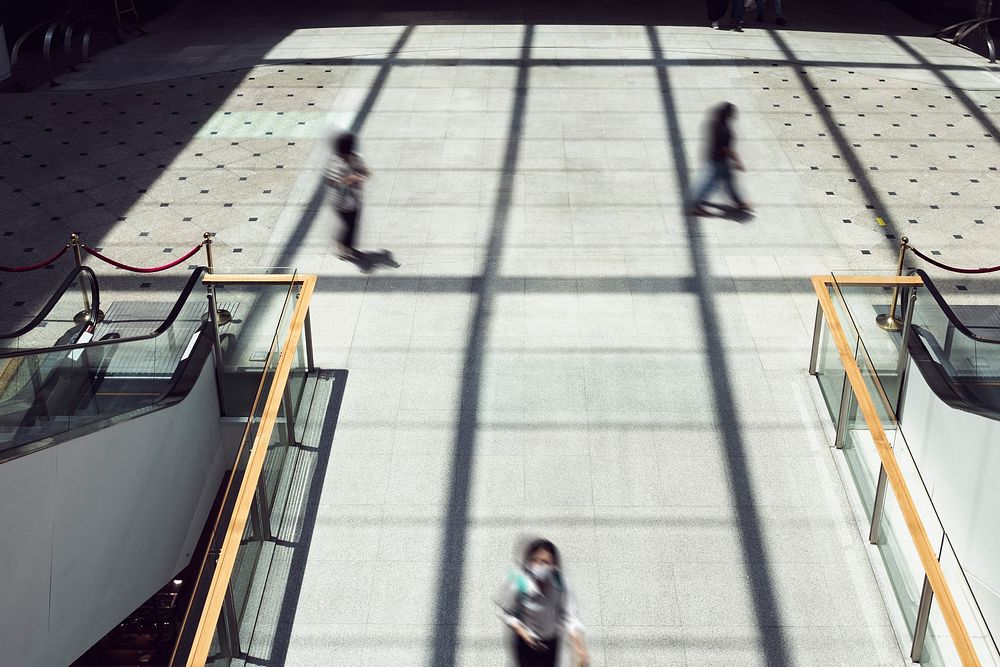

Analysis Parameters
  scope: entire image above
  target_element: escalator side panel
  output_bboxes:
[0,351,228,667]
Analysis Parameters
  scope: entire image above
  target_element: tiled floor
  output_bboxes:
[3,0,1000,664]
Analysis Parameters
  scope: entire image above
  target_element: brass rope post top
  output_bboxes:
[70,233,83,267]
[876,236,910,332]
[202,232,215,271]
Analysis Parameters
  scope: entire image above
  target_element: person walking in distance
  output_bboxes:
[689,102,752,217]
[325,131,370,260]
[496,538,590,667]
[707,0,727,29]
[729,0,747,31]
[756,0,787,25]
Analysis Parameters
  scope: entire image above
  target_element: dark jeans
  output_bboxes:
[336,207,359,250]
[513,634,559,667]
[730,0,745,23]
[757,0,783,17]
[691,159,745,207]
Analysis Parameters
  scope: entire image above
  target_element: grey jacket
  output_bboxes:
[496,566,583,641]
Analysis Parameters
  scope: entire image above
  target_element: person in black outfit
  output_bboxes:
[689,102,752,216]
[707,0,728,28]
[325,132,370,260]
[756,0,787,25]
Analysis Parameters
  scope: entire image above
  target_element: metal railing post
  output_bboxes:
[303,310,316,373]
[894,288,917,412]
[809,300,824,375]
[216,584,240,659]
[834,372,854,449]
[869,465,888,544]
[911,575,935,662]
[207,292,228,416]
[250,477,272,542]
[876,237,909,332]
[282,383,298,446]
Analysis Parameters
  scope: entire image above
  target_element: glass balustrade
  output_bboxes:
[811,271,1000,666]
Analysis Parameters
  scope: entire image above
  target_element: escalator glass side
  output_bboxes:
[0,268,212,458]
[168,273,315,667]
[908,270,1000,416]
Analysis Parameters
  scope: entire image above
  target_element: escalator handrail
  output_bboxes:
[0,267,209,360]
[0,266,101,341]
[910,268,1000,345]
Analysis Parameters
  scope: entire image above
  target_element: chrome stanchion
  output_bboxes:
[207,292,228,416]
[876,236,909,332]
[203,232,232,326]
[70,233,104,324]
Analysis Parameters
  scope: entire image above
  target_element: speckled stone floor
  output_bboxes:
[2,1,999,664]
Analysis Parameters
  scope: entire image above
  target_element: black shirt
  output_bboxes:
[709,120,732,162]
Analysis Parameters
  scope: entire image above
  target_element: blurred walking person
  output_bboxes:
[756,0,787,24]
[689,102,752,216]
[707,0,727,29]
[325,131,370,260]
[496,538,590,667]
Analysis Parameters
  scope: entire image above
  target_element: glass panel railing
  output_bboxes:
[837,341,895,520]
[814,285,848,418]
[169,273,313,667]
[923,550,1000,666]
[812,272,1000,665]
[939,536,1000,666]
[830,271,911,411]
[229,280,308,661]
[0,269,209,457]
[874,482,926,634]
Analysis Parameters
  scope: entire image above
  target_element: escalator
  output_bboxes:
[0,267,314,667]
[0,266,233,667]
[0,267,212,458]
[904,268,1000,419]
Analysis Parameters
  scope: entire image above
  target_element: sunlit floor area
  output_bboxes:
[2,0,1000,664]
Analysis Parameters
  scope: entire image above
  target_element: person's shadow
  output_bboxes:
[345,249,401,274]
[704,203,756,223]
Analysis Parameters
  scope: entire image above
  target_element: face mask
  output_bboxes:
[528,563,552,581]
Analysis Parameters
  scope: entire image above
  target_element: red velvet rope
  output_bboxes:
[81,243,205,273]
[909,246,1000,274]
[0,245,70,272]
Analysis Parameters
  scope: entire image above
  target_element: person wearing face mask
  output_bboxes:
[496,538,590,667]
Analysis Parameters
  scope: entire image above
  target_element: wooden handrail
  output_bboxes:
[811,275,980,666]
[202,273,303,284]
[169,273,316,667]
[826,275,923,286]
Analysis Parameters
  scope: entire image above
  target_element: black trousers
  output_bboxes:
[513,634,559,667]
[336,208,359,249]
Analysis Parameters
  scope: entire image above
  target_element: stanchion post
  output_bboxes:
[203,232,215,272]
[207,292,229,416]
[202,232,232,326]
[876,236,909,332]
[70,233,103,324]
